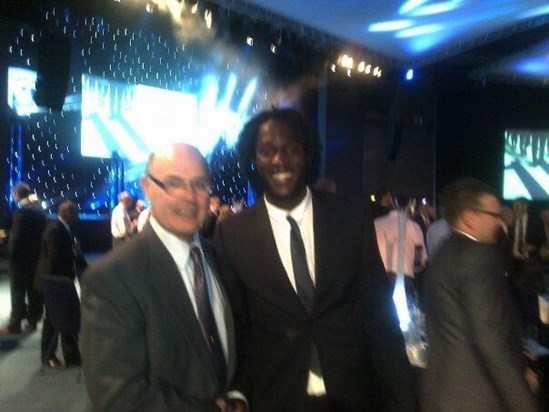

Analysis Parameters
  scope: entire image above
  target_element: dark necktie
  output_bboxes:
[190,246,227,386]
[286,216,322,376]
[287,215,315,313]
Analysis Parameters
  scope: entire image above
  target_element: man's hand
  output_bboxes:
[215,397,248,412]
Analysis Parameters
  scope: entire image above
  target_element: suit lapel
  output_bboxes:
[248,199,305,314]
[140,226,219,383]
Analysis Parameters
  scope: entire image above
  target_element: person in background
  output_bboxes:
[110,191,134,247]
[372,186,393,218]
[0,182,47,336]
[34,201,87,369]
[510,197,546,335]
[421,177,540,412]
[81,143,241,411]
[374,207,428,295]
[129,199,146,233]
[200,195,222,239]
[413,199,438,241]
[216,204,233,226]
[214,108,415,412]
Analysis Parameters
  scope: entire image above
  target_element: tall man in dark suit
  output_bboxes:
[0,182,47,336]
[34,201,87,368]
[81,144,241,411]
[214,109,415,412]
[421,178,540,412]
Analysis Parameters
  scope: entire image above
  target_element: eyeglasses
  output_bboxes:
[147,173,211,196]
[470,208,503,219]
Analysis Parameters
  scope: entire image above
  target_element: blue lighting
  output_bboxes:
[396,23,444,38]
[368,20,414,32]
[407,0,466,17]
[399,0,430,15]
[368,0,546,58]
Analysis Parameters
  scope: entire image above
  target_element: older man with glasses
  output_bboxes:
[81,143,242,412]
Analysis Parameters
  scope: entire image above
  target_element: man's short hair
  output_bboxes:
[13,182,31,199]
[440,177,499,226]
[118,191,131,202]
[58,201,78,220]
[237,108,321,191]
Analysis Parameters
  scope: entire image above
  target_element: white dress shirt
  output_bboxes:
[149,217,228,361]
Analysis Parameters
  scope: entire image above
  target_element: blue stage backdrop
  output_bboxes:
[4,2,314,218]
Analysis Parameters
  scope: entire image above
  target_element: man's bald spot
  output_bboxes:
[146,144,210,176]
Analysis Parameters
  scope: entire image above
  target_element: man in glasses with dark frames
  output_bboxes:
[81,143,243,411]
[421,177,540,411]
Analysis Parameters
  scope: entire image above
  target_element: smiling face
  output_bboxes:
[254,119,308,210]
[141,144,210,243]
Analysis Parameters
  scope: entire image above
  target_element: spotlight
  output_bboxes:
[246,36,254,46]
[270,44,277,54]
[405,68,414,81]
[357,61,366,72]
[330,63,336,72]
[204,9,212,29]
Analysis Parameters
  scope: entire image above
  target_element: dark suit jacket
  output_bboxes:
[8,200,47,279]
[80,223,237,411]
[34,219,84,291]
[421,232,539,412]
[214,191,415,412]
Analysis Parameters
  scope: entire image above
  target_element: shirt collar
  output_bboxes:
[149,215,202,265]
[453,228,480,242]
[264,187,312,224]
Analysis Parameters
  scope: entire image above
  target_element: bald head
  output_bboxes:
[145,144,210,177]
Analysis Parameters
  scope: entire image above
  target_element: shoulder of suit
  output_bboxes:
[84,234,150,281]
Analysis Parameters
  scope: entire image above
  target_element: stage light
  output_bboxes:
[330,63,336,72]
[270,44,277,54]
[405,68,414,80]
[357,61,365,72]
[189,1,199,14]
[246,36,254,46]
[204,9,212,29]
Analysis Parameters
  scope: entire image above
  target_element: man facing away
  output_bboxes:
[214,108,415,412]
[421,178,540,412]
[0,182,47,336]
[81,144,240,411]
[34,200,87,368]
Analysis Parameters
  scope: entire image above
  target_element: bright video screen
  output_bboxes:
[7,67,39,116]
[503,129,548,200]
[81,74,198,162]
[81,73,257,162]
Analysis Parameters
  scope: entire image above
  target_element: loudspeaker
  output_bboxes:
[33,33,71,111]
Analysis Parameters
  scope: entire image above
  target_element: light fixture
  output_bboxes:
[246,36,254,46]
[204,9,212,29]
[405,68,414,81]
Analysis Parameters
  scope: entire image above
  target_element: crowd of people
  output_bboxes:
[0,108,548,411]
